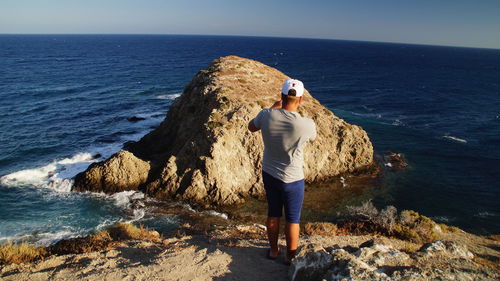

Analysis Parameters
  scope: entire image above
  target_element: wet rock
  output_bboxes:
[385,152,408,169]
[127,116,146,122]
[74,56,374,205]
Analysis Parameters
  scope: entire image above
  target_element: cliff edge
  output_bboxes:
[73,56,374,205]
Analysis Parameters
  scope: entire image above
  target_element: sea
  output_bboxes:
[1,35,499,246]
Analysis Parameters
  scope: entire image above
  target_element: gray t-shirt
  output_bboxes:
[253,108,317,183]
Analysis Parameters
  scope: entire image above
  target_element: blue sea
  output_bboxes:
[1,35,499,245]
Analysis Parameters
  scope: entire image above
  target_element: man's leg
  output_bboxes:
[266,217,280,257]
[262,172,284,258]
[285,222,300,254]
[282,179,305,262]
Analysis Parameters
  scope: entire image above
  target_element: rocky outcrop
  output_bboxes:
[73,56,374,205]
[73,150,150,193]
[289,239,495,281]
[384,152,408,169]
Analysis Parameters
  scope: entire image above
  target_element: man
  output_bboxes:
[248,79,317,264]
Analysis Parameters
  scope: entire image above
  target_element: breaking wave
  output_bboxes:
[443,135,467,143]
[156,93,181,100]
[0,152,97,192]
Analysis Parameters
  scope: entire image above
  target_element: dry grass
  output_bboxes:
[49,223,159,256]
[0,242,47,265]
[303,222,338,237]
[486,234,500,242]
[438,223,461,233]
[472,256,499,268]
[0,223,161,265]
[400,241,421,253]
[106,223,160,241]
[49,229,113,255]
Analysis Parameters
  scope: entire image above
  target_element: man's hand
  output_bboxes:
[270,100,282,109]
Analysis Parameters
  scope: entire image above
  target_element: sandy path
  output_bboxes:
[0,236,290,281]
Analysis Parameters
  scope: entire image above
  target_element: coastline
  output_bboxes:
[1,216,498,280]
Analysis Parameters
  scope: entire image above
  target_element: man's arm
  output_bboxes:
[248,119,260,132]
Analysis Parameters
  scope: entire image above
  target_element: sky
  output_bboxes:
[1,0,499,49]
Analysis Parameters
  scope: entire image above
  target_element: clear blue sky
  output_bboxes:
[1,0,499,49]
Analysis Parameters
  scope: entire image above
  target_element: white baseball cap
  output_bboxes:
[281,79,304,97]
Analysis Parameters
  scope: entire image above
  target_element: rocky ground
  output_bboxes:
[1,223,498,281]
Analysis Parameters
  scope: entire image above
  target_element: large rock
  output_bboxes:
[73,150,150,193]
[73,56,374,205]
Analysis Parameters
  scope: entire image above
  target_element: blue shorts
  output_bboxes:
[262,171,305,224]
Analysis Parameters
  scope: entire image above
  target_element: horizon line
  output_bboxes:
[1,32,499,51]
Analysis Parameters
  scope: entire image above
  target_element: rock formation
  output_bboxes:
[73,56,374,205]
[289,239,494,281]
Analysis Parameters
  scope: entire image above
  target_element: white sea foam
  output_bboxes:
[179,202,227,219]
[475,211,495,218]
[0,119,161,193]
[351,111,382,119]
[0,119,168,246]
[95,218,119,231]
[110,190,145,208]
[35,230,77,246]
[391,119,404,126]
[361,105,374,112]
[202,210,228,219]
[0,152,96,192]
[430,216,455,223]
[443,135,467,143]
[180,203,196,213]
[156,93,181,100]
[0,229,84,246]
[126,209,146,223]
[340,176,348,187]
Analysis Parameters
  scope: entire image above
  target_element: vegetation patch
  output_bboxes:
[303,222,338,236]
[337,201,452,244]
[1,223,160,265]
[202,64,219,74]
[0,242,47,265]
[106,223,160,241]
[49,230,113,255]
[438,223,461,233]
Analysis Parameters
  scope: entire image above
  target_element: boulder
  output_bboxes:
[418,240,474,259]
[73,56,374,205]
[73,150,150,193]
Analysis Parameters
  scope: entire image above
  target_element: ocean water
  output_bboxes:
[0,35,499,244]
